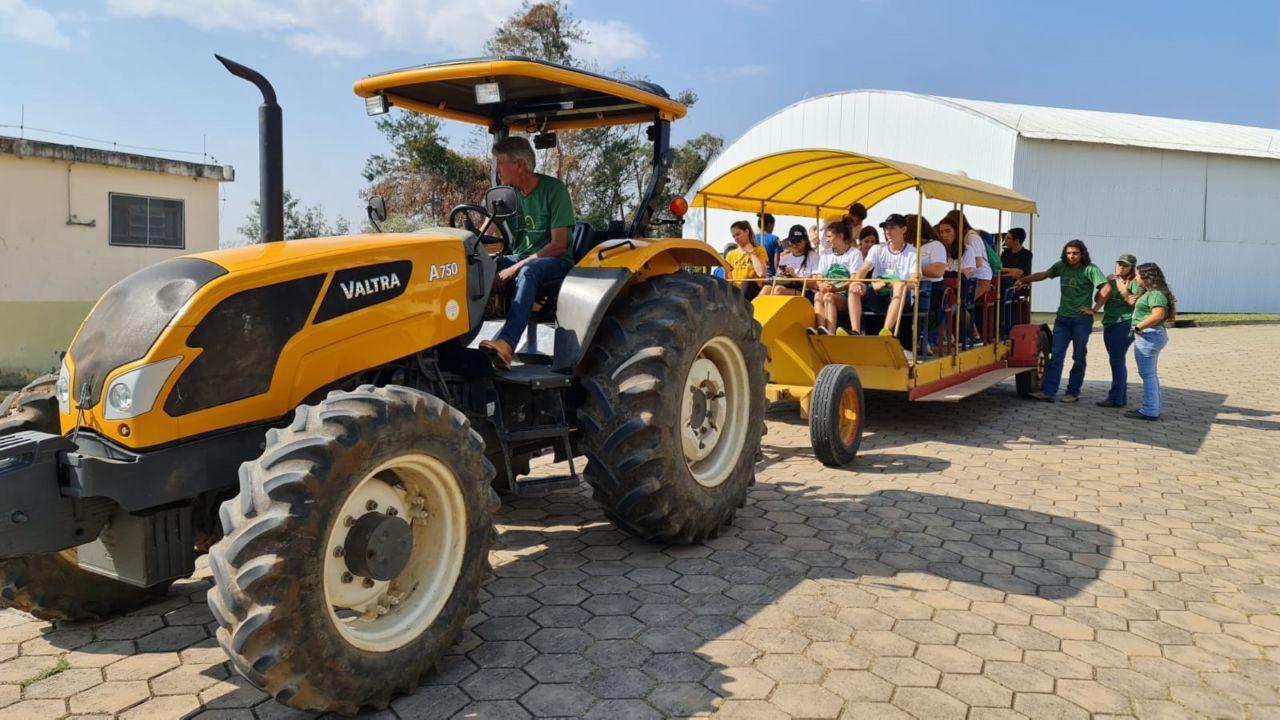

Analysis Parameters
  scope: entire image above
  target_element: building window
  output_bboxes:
[109,193,184,249]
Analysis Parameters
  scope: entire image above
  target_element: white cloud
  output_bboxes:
[575,19,649,67]
[105,0,649,67]
[0,0,71,47]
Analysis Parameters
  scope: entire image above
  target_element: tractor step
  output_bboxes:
[512,474,580,496]
[493,364,572,389]
[507,426,573,443]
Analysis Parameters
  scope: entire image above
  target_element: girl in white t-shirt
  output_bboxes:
[760,225,819,297]
[944,210,992,298]
[812,222,863,334]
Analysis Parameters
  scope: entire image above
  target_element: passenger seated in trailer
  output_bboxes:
[811,221,863,335]
[905,215,947,356]
[725,220,768,300]
[845,202,868,240]
[854,214,918,338]
[858,225,879,259]
[759,225,818,297]
[943,209,991,344]
[999,227,1033,334]
[755,213,781,277]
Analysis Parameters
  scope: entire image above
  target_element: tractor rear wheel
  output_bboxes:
[207,385,497,714]
[0,374,171,621]
[579,272,765,544]
[809,364,865,467]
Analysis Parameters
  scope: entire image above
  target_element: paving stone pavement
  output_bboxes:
[1,324,1278,719]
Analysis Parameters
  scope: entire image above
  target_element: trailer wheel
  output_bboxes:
[207,385,497,714]
[809,364,865,467]
[578,272,766,544]
[1016,325,1053,398]
[0,374,171,621]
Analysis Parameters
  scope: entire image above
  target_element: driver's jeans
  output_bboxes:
[495,255,570,348]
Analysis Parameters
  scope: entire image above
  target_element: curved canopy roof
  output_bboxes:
[692,149,1037,216]
[354,56,686,132]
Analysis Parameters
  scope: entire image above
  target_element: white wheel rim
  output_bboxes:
[680,336,751,488]
[322,453,467,652]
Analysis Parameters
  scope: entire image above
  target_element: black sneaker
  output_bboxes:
[1095,400,1124,408]
[1123,409,1158,421]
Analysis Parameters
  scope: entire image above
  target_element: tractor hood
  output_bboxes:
[62,230,473,449]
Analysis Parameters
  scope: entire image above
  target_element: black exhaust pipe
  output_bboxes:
[215,54,283,244]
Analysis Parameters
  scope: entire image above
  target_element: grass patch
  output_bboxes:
[19,657,70,688]
[1179,313,1280,325]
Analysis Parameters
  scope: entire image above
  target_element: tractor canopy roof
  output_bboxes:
[353,56,687,132]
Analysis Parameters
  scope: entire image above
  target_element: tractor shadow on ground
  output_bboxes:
[26,480,1119,718]
[766,379,1244,455]
[420,480,1119,719]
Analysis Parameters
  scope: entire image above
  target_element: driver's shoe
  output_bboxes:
[479,338,514,370]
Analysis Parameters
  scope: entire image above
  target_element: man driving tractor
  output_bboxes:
[478,136,575,369]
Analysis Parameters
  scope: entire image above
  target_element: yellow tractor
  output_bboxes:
[0,56,765,713]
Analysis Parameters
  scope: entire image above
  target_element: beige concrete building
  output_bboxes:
[0,136,233,384]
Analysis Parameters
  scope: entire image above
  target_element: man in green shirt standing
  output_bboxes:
[1016,239,1107,402]
[479,136,575,369]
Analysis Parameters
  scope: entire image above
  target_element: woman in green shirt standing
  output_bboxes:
[1126,263,1176,421]
[1091,254,1141,408]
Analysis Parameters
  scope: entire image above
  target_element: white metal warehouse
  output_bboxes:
[684,90,1280,313]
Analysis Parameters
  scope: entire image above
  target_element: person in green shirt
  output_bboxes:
[1091,254,1141,408]
[1015,239,1107,402]
[479,136,575,370]
[1126,263,1176,421]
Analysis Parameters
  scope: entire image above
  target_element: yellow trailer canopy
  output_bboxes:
[354,56,687,132]
[692,149,1037,215]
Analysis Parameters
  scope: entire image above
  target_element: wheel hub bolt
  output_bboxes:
[341,571,354,583]
[333,546,345,558]
[366,499,378,511]
[363,577,375,588]
[344,515,356,527]
[387,507,398,517]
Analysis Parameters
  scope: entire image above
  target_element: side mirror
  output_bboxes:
[366,195,387,233]
[485,186,519,220]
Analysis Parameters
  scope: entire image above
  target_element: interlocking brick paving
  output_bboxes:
[1,325,1277,718]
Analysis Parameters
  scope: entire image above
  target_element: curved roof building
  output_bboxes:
[687,90,1280,312]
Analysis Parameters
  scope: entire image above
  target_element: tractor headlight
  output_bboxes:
[56,360,71,415]
[103,356,183,421]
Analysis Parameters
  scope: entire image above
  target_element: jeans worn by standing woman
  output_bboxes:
[1126,262,1176,421]
[1094,258,1141,407]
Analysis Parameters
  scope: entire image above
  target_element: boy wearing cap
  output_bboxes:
[1091,254,1141,407]
[855,214,918,338]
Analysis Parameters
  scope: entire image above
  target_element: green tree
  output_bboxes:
[669,132,724,199]
[238,189,349,243]
[362,113,489,229]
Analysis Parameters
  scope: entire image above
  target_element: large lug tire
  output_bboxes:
[1016,325,1053,398]
[578,272,766,544]
[207,385,498,714]
[809,364,865,467]
[0,374,170,621]
[0,373,57,433]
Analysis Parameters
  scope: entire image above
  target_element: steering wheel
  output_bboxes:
[448,204,511,256]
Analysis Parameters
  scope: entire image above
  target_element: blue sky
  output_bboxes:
[3,0,1277,244]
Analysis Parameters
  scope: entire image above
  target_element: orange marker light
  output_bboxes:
[669,197,689,218]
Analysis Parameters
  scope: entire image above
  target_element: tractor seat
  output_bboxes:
[529,221,599,321]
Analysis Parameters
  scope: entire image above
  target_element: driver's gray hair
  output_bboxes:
[492,136,536,172]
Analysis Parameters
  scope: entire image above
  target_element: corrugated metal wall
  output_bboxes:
[685,91,1019,251]
[1013,139,1280,313]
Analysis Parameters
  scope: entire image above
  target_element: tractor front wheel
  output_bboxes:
[579,272,766,544]
[207,385,497,714]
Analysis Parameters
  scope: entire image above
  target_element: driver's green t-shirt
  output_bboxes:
[510,174,575,263]
[1046,260,1107,320]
